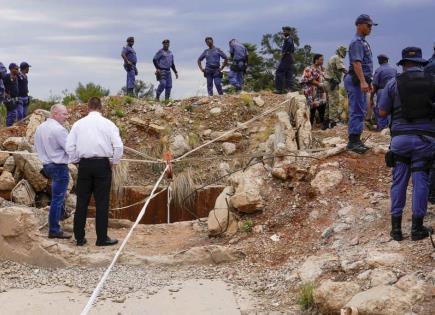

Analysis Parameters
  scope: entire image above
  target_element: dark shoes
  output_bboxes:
[390,215,403,241]
[347,134,369,154]
[48,231,72,239]
[411,216,434,241]
[96,237,119,247]
[76,238,87,246]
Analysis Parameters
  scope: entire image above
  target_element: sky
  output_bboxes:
[0,0,434,100]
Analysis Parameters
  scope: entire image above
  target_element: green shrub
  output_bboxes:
[123,96,134,104]
[297,282,314,310]
[111,108,126,118]
[27,98,55,115]
[75,82,109,102]
[241,219,254,232]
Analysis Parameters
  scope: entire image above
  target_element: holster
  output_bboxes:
[385,150,411,168]
[155,71,162,81]
[4,98,19,111]
[349,71,372,86]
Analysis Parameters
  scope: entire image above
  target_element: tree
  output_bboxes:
[75,82,110,102]
[120,80,154,99]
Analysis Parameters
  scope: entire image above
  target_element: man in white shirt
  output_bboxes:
[66,97,123,246]
[34,104,72,239]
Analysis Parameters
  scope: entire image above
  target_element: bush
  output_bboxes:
[241,219,254,232]
[75,82,109,102]
[297,282,314,310]
[27,97,55,115]
[61,89,77,106]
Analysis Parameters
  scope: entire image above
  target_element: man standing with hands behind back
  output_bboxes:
[66,97,123,247]
[345,14,377,154]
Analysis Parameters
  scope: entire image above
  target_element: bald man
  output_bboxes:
[34,104,71,239]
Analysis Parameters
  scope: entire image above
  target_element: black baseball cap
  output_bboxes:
[9,63,18,70]
[20,62,31,69]
[355,14,378,26]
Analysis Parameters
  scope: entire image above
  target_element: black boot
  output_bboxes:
[127,88,134,97]
[356,134,369,150]
[411,215,434,241]
[321,119,330,130]
[390,215,403,241]
[347,134,368,154]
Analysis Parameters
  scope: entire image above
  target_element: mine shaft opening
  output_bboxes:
[87,185,225,224]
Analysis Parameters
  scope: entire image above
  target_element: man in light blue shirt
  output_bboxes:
[34,104,71,239]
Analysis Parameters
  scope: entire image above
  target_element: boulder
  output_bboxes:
[229,163,265,213]
[65,193,77,211]
[218,162,230,177]
[13,153,48,192]
[314,280,361,314]
[210,131,243,142]
[287,92,312,149]
[311,169,343,194]
[0,171,16,190]
[321,136,346,148]
[0,152,9,165]
[68,164,78,185]
[370,268,398,286]
[2,137,33,152]
[170,135,191,158]
[208,187,238,236]
[11,179,36,206]
[366,250,404,268]
[0,206,65,267]
[298,253,340,283]
[346,285,412,315]
[253,96,265,107]
[3,156,16,173]
[25,109,49,143]
[222,142,236,155]
[210,107,222,116]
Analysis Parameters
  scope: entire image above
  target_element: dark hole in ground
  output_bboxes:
[88,185,224,224]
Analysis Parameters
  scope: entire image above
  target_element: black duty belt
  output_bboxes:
[391,130,435,138]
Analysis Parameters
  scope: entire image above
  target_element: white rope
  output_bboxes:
[0,150,164,165]
[80,165,169,315]
[173,98,290,162]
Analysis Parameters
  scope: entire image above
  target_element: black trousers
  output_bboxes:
[74,158,112,241]
[310,103,326,126]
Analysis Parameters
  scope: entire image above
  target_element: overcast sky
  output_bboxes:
[0,0,434,100]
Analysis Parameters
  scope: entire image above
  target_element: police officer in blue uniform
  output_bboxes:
[275,26,295,94]
[153,39,179,101]
[228,39,248,92]
[198,37,228,96]
[0,62,6,105]
[345,14,377,154]
[18,62,31,119]
[378,47,435,241]
[424,43,435,75]
[3,63,22,127]
[121,36,137,96]
[370,54,397,131]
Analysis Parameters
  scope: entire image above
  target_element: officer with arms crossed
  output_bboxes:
[378,47,435,242]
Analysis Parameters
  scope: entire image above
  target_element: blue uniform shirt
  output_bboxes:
[198,47,227,69]
[122,46,137,65]
[348,34,373,78]
[282,36,294,55]
[153,49,174,70]
[373,63,397,96]
[230,42,247,61]
[378,66,435,133]
[425,54,435,75]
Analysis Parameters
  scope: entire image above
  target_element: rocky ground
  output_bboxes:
[0,92,434,314]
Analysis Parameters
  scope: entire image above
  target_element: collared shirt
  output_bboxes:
[66,111,123,164]
[18,72,29,97]
[348,34,373,78]
[281,36,295,55]
[301,65,326,107]
[198,47,227,69]
[373,63,397,92]
[34,118,69,165]
[378,66,435,133]
[121,46,137,65]
[153,49,175,71]
[325,54,346,82]
[229,42,248,61]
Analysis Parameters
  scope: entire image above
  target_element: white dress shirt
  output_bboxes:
[34,118,69,165]
[66,111,123,164]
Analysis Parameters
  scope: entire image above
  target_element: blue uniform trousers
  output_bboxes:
[390,135,435,217]
[43,163,69,234]
[124,65,136,90]
[205,68,223,96]
[344,74,368,136]
[19,96,29,119]
[5,98,23,127]
[275,57,293,92]
[374,105,389,130]
[228,70,244,90]
[156,70,172,100]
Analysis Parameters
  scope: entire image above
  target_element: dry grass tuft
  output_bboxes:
[170,168,197,211]
[111,161,129,203]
